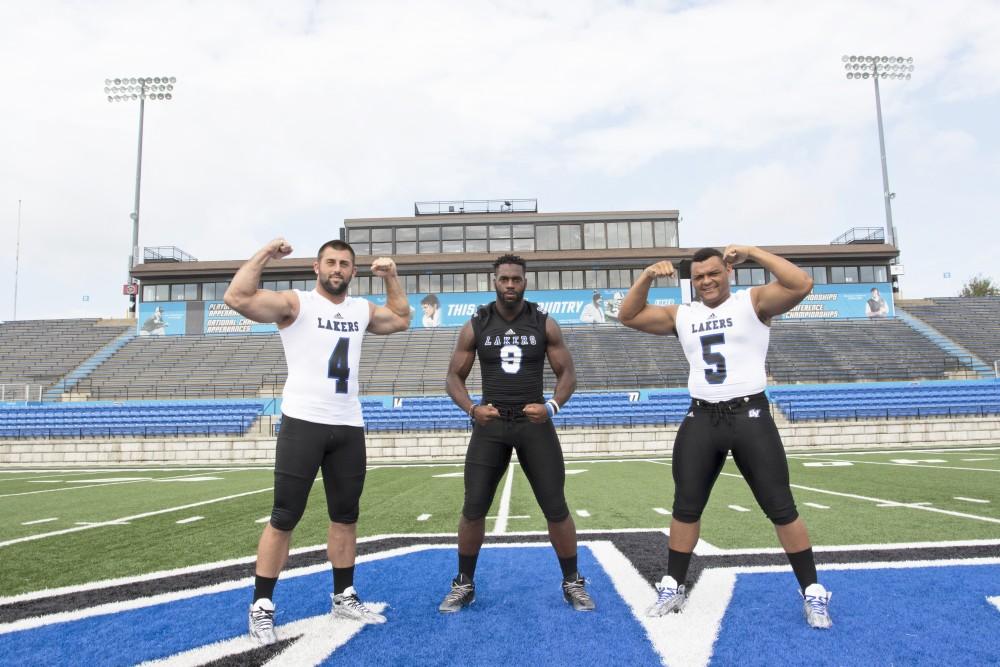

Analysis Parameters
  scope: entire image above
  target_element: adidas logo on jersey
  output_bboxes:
[505,329,516,335]
[334,313,344,319]
[708,313,717,319]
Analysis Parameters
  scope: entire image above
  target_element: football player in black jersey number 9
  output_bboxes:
[438,254,595,613]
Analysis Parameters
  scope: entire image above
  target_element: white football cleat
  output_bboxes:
[332,586,387,624]
[802,583,833,629]
[248,597,277,646]
[646,575,687,617]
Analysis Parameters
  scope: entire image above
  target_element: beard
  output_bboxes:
[320,274,350,296]
[496,286,524,307]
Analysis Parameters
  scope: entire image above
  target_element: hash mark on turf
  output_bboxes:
[576,509,591,518]
[954,497,990,504]
[877,502,932,508]
[417,514,432,521]
[804,502,830,509]
[255,516,270,523]
[176,516,204,524]
[21,517,58,525]
[728,505,751,513]
[653,507,671,515]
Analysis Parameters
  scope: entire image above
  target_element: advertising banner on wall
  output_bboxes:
[136,302,187,336]
[138,282,893,335]
[777,283,894,319]
[203,302,280,334]
[367,288,683,329]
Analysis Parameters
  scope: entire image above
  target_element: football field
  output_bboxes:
[1,445,999,665]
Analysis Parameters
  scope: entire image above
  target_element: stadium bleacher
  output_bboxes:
[0,399,269,439]
[60,317,976,404]
[0,319,132,395]
[897,297,1000,368]
[769,379,1000,421]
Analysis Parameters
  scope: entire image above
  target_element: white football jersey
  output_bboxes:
[674,288,770,401]
[279,290,370,426]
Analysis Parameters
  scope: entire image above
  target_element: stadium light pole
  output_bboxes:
[105,76,177,316]
[842,55,914,259]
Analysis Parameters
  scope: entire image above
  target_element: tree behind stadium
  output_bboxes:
[959,274,1000,297]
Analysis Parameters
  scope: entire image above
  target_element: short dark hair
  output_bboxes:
[421,293,439,307]
[317,240,356,263]
[493,254,526,272]
[691,247,723,264]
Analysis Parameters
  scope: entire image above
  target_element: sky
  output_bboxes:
[1,0,998,321]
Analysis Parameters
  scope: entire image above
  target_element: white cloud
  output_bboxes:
[1,0,999,318]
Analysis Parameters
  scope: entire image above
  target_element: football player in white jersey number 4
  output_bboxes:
[225,238,410,645]
[619,245,832,629]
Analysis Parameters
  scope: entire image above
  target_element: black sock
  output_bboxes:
[253,575,277,602]
[667,549,692,586]
[458,553,478,580]
[558,554,579,580]
[786,548,818,590]
[332,565,355,595]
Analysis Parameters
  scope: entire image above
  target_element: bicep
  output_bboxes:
[447,323,477,380]
[751,284,804,320]
[231,289,297,325]
[545,320,575,376]
[367,302,410,334]
[622,304,677,336]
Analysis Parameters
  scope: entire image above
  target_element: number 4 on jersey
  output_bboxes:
[327,337,350,394]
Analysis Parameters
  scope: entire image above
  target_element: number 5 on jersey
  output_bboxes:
[700,333,727,384]
[327,337,350,394]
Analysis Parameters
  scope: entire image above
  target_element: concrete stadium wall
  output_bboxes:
[2,417,1000,466]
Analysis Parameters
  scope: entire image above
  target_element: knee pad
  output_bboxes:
[269,506,302,532]
[766,505,799,526]
[328,504,360,525]
[670,504,705,524]
[461,500,490,522]
[541,498,570,523]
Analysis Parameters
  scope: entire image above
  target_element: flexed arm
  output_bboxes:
[223,238,299,326]
[617,260,679,336]
[367,257,411,334]
[446,322,499,425]
[723,245,813,321]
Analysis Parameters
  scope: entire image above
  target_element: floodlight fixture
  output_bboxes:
[841,54,914,271]
[103,75,178,316]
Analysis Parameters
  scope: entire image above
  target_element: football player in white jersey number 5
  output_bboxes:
[225,238,410,645]
[619,245,833,629]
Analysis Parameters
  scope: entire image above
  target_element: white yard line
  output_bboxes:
[718,472,1000,525]
[21,517,59,525]
[788,446,1000,457]
[175,516,204,525]
[793,457,998,474]
[0,469,247,499]
[954,497,990,504]
[0,487,273,548]
[804,502,830,509]
[490,465,515,535]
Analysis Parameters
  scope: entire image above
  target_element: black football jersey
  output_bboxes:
[472,301,548,406]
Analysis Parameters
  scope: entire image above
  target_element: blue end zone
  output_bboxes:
[3,549,996,666]
[0,546,662,666]
[712,564,1000,666]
